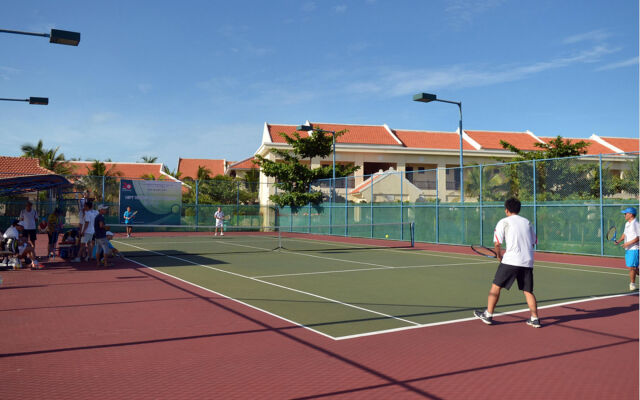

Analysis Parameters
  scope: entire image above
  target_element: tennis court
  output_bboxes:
[111,229,634,340]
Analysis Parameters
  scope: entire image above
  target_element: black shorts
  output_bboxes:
[22,229,37,242]
[48,232,59,245]
[493,263,534,292]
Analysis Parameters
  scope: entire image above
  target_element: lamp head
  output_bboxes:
[412,93,437,103]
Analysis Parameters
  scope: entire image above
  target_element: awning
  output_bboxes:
[0,174,72,196]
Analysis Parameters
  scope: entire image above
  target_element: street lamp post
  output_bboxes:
[0,97,48,105]
[412,93,464,203]
[0,28,81,46]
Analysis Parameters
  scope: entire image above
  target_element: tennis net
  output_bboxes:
[106,221,415,256]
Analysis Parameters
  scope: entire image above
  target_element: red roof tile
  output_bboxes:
[394,130,476,150]
[267,123,401,146]
[539,137,612,156]
[465,130,543,151]
[0,156,54,178]
[599,137,639,153]
[178,158,226,179]
[67,161,176,180]
[228,157,258,170]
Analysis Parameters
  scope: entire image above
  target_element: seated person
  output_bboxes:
[92,231,123,261]
[60,228,80,260]
[1,220,21,255]
[17,236,42,269]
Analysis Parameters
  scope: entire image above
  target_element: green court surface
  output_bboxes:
[112,234,632,339]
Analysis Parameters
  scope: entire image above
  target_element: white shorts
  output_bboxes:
[81,232,94,244]
[216,220,224,227]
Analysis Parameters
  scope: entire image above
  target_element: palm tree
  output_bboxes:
[21,140,72,174]
[139,156,158,163]
[162,165,183,180]
[196,165,212,181]
[141,173,157,180]
[80,160,123,203]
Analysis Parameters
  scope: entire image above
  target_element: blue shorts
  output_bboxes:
[625,249,639,268]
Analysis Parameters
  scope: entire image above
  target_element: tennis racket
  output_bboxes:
[605,226,616,242]
[471,244,497,258]
[131,211,138,218]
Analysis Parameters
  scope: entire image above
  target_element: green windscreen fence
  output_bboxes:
[1,152,637,257]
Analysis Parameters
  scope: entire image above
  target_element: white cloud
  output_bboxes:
[302,1,317,12]
[137,83,152,94]
[563,29,612,44]
[445,0,506,26]
[91,112,119,124]
[595,56,639,71]
[346,44,619,97]
[334,5,347,13]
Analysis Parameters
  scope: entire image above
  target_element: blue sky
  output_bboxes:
[1,0,638,170]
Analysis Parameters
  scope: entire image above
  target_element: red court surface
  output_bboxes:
[1,238,638,399]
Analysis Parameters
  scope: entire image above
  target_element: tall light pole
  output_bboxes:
[413,93,464,203]
[0,97,48,105]
[0,28,80,46]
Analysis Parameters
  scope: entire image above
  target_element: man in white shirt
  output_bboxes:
[474,197,540,328]
[19,201,39,257]
[214,207,225,236]
[73,201,98,262]
[614,207,639,291]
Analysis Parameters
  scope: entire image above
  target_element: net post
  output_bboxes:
[479,164,483,246]
[370,173,374,238]
[195,180,199,230]
[435,168,439,244]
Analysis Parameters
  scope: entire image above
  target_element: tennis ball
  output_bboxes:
[385,234,389,239]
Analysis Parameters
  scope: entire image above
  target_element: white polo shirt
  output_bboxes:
[19,208,38,230]
[623,218,640,251]
[83,210,99,235]
[494,214,537,268]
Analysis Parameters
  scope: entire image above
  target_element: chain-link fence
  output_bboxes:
[1,152,638,257]
[280,152,639,257]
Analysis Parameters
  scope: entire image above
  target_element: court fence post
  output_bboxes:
[236,181,240,226]
[400,170,404,241]
[435,168,439,244]
[532,159,537,250]
[195,180,199,229]
[308,184,311,234]
[479,164,483,246]
[370,173,374,238]
[598,154,604,256]
[344,176,348,237]
[101,176,105,202]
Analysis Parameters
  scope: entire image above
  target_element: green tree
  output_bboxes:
[21,140,72,175]
[499,135,593,200]
[254,126,360,207]
[162,165,183,180]
[139,156,158,163]
[79,160,123,202]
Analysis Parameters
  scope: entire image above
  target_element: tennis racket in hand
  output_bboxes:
[471,244,497,258]
[606,226,617,242]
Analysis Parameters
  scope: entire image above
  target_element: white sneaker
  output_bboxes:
[221,232,224,236]
[214,233,218,236]
[71,257,81,263]
[630,282,637,291]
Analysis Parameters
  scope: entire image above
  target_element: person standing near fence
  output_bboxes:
[614,207,639,291]
[46,208,62,259]
[474,197,540,328]
[19,201,39,259]
[123,206,134,237]
[214,207,225,236]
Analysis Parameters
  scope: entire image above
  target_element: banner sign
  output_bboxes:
[119,180,182,225]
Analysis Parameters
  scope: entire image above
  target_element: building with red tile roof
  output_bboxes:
[255,121,637,208]
[66,161,180,182]
[226,157,258,178]
[590,135,639,154]
[0,156,55,178]
[538,136,613,156]
[177,158,227,180]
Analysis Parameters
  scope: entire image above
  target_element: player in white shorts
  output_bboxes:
[214,207,224,236]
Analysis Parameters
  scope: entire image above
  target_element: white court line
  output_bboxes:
[253,260,494,279]
[122,256,335,341]
[114,240,421,336]
[334,292,639,340]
